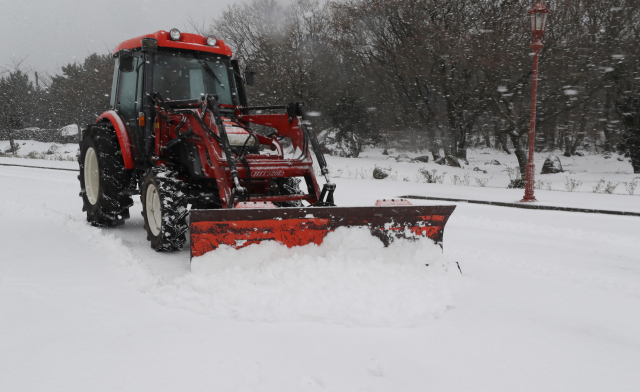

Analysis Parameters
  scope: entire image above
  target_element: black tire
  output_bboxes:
[78,125,133,226]
[272,177,304,207]
[141,166,189,251]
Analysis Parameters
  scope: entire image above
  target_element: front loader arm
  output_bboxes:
[237,113,305,151]
[238,102,335,205]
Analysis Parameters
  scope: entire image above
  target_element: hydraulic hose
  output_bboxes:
[204,94,246,207]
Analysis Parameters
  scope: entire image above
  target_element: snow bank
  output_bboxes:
[60,124,79,136]
[152,227,465,327]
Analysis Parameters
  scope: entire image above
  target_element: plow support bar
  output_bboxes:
[190,205,456,258]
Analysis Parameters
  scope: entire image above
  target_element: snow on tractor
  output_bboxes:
[77,29,455,257]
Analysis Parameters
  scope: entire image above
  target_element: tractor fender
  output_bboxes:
[96,111,134,169]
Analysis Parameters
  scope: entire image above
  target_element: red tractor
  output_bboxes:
[78,29,455,257]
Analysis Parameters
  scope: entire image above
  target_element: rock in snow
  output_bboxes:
[540,154,564,174]
[444,155,461,168]
[373,166,389,179]
[473,167,488,174]
[46,144,60,155]
[395,153,412,162]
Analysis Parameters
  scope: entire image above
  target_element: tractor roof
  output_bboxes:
[113,30,233,57]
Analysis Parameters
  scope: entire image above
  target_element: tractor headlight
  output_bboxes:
[169,28,181,41]
[206,36,218,46]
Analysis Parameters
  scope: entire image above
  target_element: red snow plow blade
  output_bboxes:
[189,200,455,258]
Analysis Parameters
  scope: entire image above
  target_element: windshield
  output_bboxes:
[153,51,236,105]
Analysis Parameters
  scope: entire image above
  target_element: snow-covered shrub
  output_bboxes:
[592,179,605,193]
[624,178,639,195]
[474,176,492,187]
[535,180,552,190]
[592,179,619,194]
[355,167,373,179]
[504,166,525,188]
[451,173,470,186]
[418,168,445,184]
[319,129,361,158]
[564,177,583,192]
[604,182,619,194]
[24,151,43,159]
[462,173,470,186]
[507,179,525,189]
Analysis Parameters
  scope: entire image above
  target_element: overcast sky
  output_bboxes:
[1,0,237,76]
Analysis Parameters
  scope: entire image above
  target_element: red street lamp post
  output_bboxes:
[521,1,550,202]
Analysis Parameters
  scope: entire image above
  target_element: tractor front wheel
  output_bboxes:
[141,166,189,251]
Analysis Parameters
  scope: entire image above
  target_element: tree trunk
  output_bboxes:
[480,124,492,148]
[509,131,527,179]
[442,126,453,156]
[8,130,18,154]
[549,123,556,151]
[564,135,573,157]
[428,126,441,160]
[603,89,613,152]
[495,122,511,154]
[457,125,468,160]
[571,109,588,155]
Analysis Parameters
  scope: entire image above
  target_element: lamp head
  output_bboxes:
[528,1,550,39]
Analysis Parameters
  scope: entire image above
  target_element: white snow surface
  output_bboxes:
[0,140,79,161]
[181,229,461,326]
[60,124,79,136]
[1,151,640,391]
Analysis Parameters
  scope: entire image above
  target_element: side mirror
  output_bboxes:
[244,64,256,86]
[119,50,134,73]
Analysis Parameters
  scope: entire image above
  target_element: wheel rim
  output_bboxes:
[84,147,100,205]
[146,183,162,236]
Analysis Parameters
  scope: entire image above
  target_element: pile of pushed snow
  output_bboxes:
[152,227,464,327]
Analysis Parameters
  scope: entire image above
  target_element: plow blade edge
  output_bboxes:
[190,205,456,258]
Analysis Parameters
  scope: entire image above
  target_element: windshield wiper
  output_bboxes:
[195,54,225,91]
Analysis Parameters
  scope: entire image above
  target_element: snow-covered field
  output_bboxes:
[1,151,639,391]
[0,140,78,161]
[334,146,639,196]
[3,140,639,195]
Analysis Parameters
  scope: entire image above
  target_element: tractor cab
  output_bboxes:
[153,51,235,104]
[107,29,248,164]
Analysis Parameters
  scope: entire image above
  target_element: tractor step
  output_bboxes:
[189,201,456,258]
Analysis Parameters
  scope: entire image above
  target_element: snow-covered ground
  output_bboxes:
[1,152,639,391]
[0,140,78,161]
[2,140,638,195]
[333,146,639,196]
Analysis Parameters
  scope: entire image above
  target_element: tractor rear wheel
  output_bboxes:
[141,166,189,251]
[78,125,133,226]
